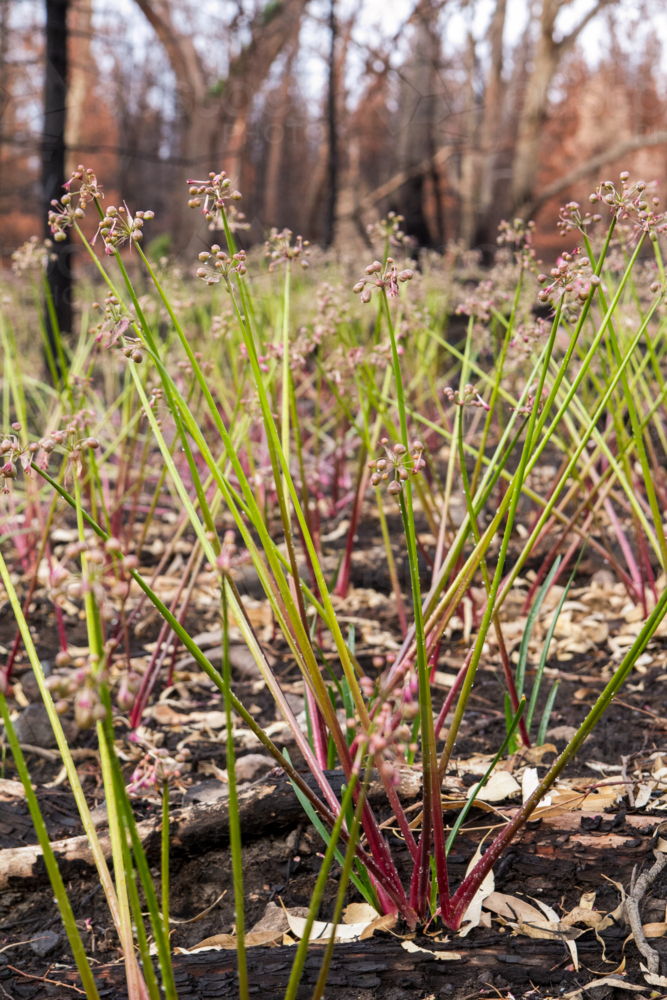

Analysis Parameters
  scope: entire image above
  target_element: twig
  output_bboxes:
[7,963,86,994]
[624,851,667,974]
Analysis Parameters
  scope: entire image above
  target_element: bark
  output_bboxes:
[393,4,442,246]
[42,0,72,338]
[458,0,507,250]
[263,48,296,229]
[324,0,338,247]
[64,0,93,175]
[511,0,617,214]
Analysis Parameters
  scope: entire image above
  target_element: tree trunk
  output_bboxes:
[42,0,72,339]
[394,7,442,247]
[324,0,338,247]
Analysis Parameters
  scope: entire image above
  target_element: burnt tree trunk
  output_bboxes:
[42,0,72,342]
[324,0,337,247]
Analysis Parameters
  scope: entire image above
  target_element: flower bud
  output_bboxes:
[74,689,96,729]
[55,650,72,668]
[387,480,401,495]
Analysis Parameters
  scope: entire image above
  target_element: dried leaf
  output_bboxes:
[563,977,648,998]
[468,770,520,803]
[531,897,579,969]
[642,922,667,938]
[483,892,543,923]
[285,911,371,942]
[640,961,667,987]
[186,929,283,951]
[401,940,461,960]
[561,906,603,928]
[342,902,377,925]
[458,840,495,936]
[359,912,398,940]
[510,919,585,942]
[523,744,557,764]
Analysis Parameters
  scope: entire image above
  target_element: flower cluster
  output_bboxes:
[196,245,247,285]
[95,205,154,256]
[45,657,109,730]
[455,279,508,322]
[509,317,549,356]
[127,741,191,796]
[353,258,414,302]
[557,201,601,238]
[48,532,130,625]
[90,294,134,349]
[511,384,545,416]
[187,170,242,229]
[265,228,310,270]
[589,172,666,241]
[347,667,424,783]
[368,438,426,496]
[48,165,103,241]
[11,236,56,273]
[443,383,489,409]
[366,212,410,248]
[497,218,535,249]
[0,426,38,491]
[536,249,596,305]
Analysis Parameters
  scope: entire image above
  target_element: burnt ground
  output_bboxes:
[1,503,667,998]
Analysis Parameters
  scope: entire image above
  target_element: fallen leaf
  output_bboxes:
[563,977,648,998]
[401,940,461,960]
[458,840,495,936]
[468,770,520,803]
[285,911,371,942]
[561,906,603,928]
[634,784,652,809]
[642,922,667,938]
[522,766,551,807]
[510,919,585,942]
[359,912,398,940]
[483,892,543,923]
[342,902,377,925]
[531,897,579,969]
[186,929,283,951]
[523,743,557,764]
[640,961,667,986]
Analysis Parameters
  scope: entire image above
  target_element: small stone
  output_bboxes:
[234,754,274,783]
[8,703,77,748]
[183,781,228,805]
[19,663,51,703]
[31,930,60,957]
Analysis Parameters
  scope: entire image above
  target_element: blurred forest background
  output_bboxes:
[2,0,667,270]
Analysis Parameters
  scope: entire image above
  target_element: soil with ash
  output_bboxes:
[1,503,667,998]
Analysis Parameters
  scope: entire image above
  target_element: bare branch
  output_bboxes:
[556,0,616,54]
[520,130,667,219]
